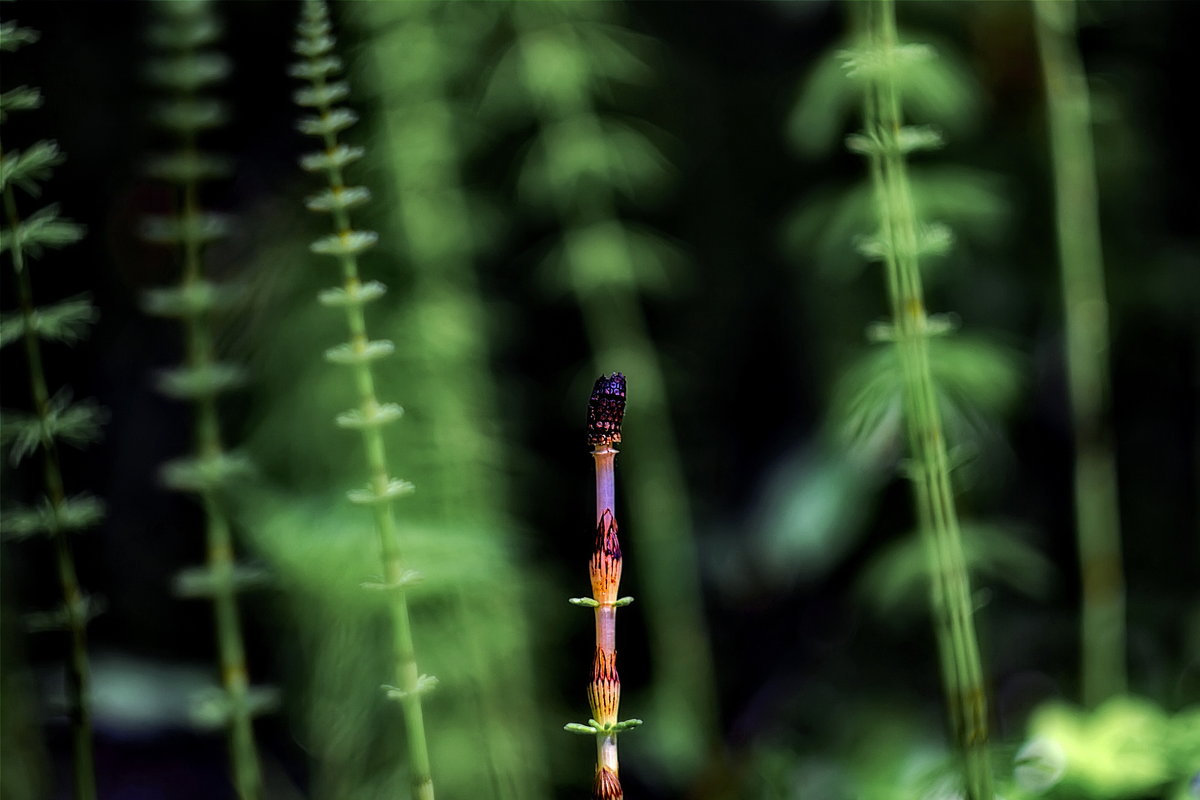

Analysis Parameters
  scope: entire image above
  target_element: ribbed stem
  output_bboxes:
[3,176,97,800]
[176,128,263,800]
[1032,0,1126,707]
[295,4,435,795]
[860,2,993,797]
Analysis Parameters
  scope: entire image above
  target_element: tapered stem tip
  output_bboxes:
[587,373,626,446]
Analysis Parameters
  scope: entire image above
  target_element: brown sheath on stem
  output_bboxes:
[589,648,621,725]
[590,510,623,605]
[593,767,623,800]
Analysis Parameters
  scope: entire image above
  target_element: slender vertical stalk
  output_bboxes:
[1032,0,1126,707]
[2,174,97,800]
[178,146,262,800]
[567,374,642,800]
[855,2,993,796]
[511,9,717,774]
[141,3,265,797]
[1,26,100,796]
[291,3,435,797]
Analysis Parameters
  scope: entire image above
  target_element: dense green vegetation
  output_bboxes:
[2,2,1196,799]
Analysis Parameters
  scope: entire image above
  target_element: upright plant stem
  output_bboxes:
[142,4,264,795]
[2,180,97,800]
[512,11,717,773]
[346,4,552,795]
[567,374,641,800]
[1032,0,1126,707]
[292,4,435,796]
[859,2,993,796]
[180,173,262,800]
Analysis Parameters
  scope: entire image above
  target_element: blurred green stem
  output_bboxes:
[2,173,97,800]
[1033,0,1126,707]
[512,10,718,776]
[148,3,265,790]
[293,3,435,796]
[860,1,993,796]
[177,137,263,800]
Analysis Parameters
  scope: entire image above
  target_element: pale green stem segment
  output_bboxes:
[1033,0,1126,708]
[295,4,434,796]
[859,2,993,797]
[2,175,98,800]
[513,9,717,774]
[176,128,264,800]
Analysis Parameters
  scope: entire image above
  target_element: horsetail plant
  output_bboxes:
[1033,0,1126,708]
[291,2,437,798]
[341,3,552,796]
[506,6,717,776]
[844,1,994,797]
[0,19,101,800]
[566,374,642,800]
[140,2,269,797]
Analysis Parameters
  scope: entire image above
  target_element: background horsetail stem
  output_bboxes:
[567,373,641,799]
[1033,0,1127,707]
[856,1,994,796]
[141,3,266,797]
[3,164,98,800]
[180,131,262,800]
[1,22,101,799]
[291,2,435,797]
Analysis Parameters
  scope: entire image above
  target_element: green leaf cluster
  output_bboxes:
[1,494,104,542]
[857,522,1053,620]
[833,335,1022,454]
[1015,697,1200,799]
[0,294,96,349]
[501,5,684,298]
[782,165,1010,281]
[1,392,105,467]
[788,31,983,158]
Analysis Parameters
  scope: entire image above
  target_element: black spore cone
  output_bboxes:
[587,372,626,446]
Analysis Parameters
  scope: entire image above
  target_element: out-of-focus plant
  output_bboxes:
[782,166,1010,285]
[0,18,101,800]
[839,1,999,796]
[232,2,549,796]
[1033,0,1126,708]
[1010,696,1200,799]
[769,3,1021,599]
[493,3,718,780]
[350,2,550,796]
[785,12,1006,291]
[857,521,1053,622]
[0,603,50,800]
[290,1,435,796]
[139,2,270,797]
[744,702,966,800]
